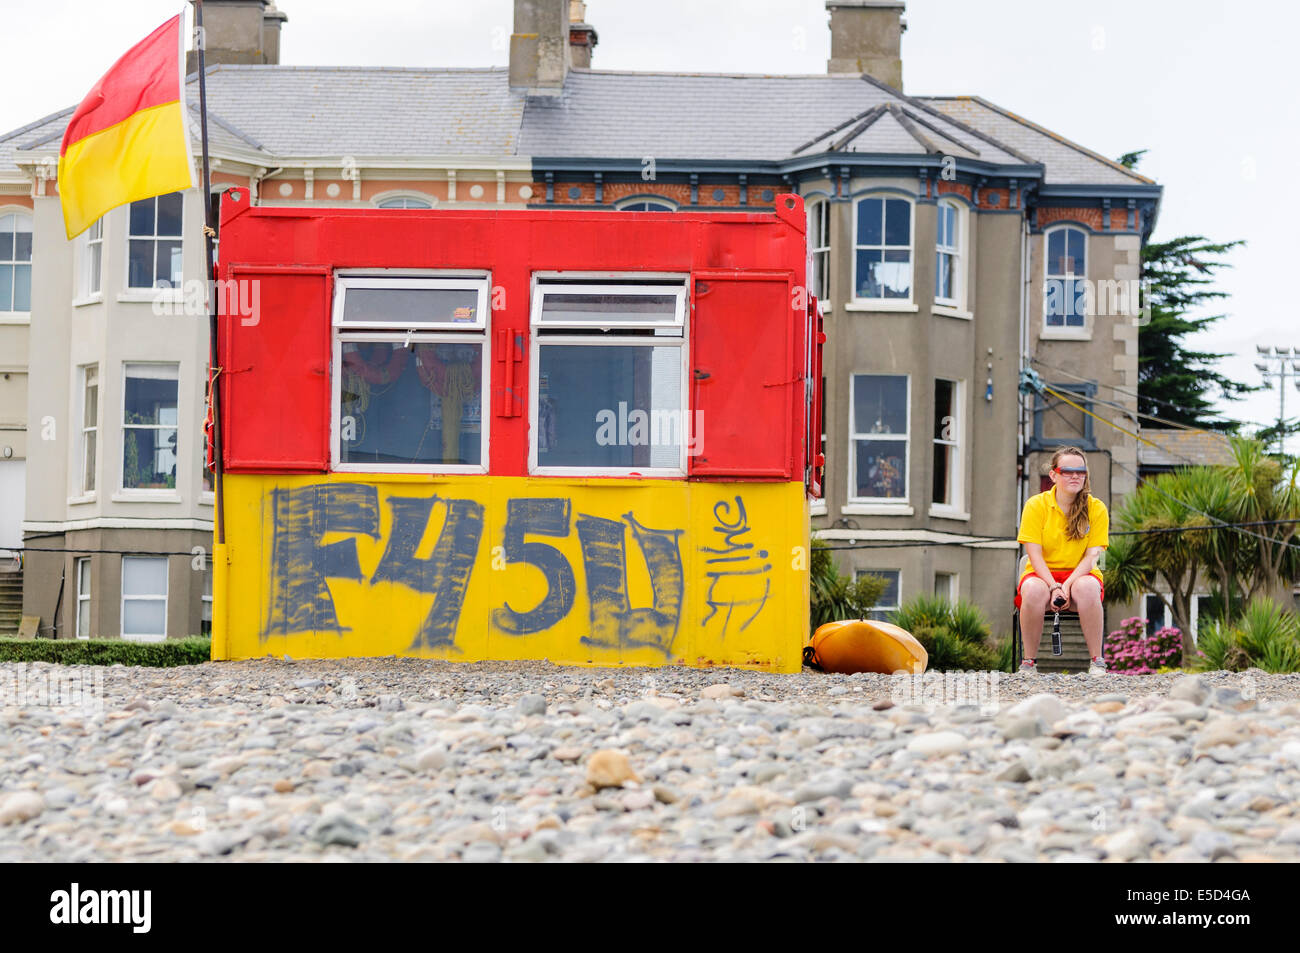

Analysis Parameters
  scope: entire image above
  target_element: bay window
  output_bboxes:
[853,196,912,302]
[935,200,962,308]
[128,192,183,289]
[807,198,830,302]
[0,211,32,312]
[81,218,104,297]
[932,378,962,510]
[80,365,98,494]
[1045,225,1087,328]
[850,373,909,501]
[122,364,178,490]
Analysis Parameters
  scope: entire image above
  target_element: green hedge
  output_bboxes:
[0,637,211,667]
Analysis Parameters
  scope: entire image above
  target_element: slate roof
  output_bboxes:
[196,66,526,158]
[1138,429,1237,468]
[922,96,1153,186]
[518,69,1030,165]
[1,66,1146,189]
[0,100,270,174]
[0,108,73,174]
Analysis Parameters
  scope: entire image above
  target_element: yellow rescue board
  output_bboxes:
[808,619,928,674]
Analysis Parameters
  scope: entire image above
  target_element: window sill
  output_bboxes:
[529,466,686,479]
[67,493,96,506]
[809,500,827,516]
[199,492,215,506]
[843,301,918,314]
[1040,326,1091,341]
[932,305,973,321]
[111,491,183,503]
[333,464,490,476]
[928,505,970,521]
[0,312,31,325]
[842,502,915,516]
[72,294,103,308]
[121,633,167,644]
[116,290,183,305]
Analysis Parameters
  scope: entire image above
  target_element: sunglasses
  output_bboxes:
[1055,467,1088,475]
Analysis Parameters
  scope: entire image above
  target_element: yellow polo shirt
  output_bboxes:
[1017,488,1108,583]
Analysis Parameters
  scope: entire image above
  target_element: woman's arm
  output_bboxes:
[1061,546,1104,599]
[1024,542,1058,592]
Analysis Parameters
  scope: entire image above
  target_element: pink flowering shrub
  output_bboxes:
[1104,616,1183,674]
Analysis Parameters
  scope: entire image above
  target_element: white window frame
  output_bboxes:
[0,208,32,320]
[934,571,957,602]
[1044,224,1088,332]
[1142,592,1205,646]
[850,195,914,308]
[201,561,213,638]
[125,192,184,291]
[76,556,92,640]
[78,217,104,301]
[529,276,690,478]
[374,192,436,209]
[810,372,828,516]
[934,199,965,312]
[848,373,910,505]
[613,197,677,212]
[807,197,830,304]
[79,364,98,498]
[120,362,180,496]
[858,568,901,621]
[121,555,168,643]
[200,372,214,502]
[930,377,965,517]
[330,273,491,475]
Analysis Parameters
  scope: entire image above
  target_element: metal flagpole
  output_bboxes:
[194,0,229,657]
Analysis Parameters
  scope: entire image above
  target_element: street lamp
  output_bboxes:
[1257,344,1300,454]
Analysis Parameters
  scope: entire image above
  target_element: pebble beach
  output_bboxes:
[2,660,1299,862]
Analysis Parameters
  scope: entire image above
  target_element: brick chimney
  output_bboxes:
[568,0,598,68]
[826,0,905,90]
[187,0,288,74]
[510,0,570,95]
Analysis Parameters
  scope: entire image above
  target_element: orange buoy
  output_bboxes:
[806,619,928,674]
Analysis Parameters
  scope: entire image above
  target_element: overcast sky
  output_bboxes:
[3,0,1294,446]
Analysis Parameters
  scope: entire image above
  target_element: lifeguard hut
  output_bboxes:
[208,190,823,671]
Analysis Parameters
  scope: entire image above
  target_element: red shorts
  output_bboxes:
[1015,568,1104,609]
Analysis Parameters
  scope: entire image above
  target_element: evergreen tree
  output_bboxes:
[1119,151,1254,429]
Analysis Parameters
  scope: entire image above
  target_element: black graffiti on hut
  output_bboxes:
[699,495,772,635]
[370,495,485,649]
[576,513,685,654]
[262,484,687,653]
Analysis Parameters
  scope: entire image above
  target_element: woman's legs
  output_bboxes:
[1018,577,1050,660]
[1070,575,1104,657]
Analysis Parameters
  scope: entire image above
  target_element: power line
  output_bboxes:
[1035,389,1300,552]
[1030,355,1246,429]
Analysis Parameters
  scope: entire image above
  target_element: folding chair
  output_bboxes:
[1011,555,1088,673]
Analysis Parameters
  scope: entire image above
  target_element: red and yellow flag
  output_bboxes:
[58,13,195,239]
